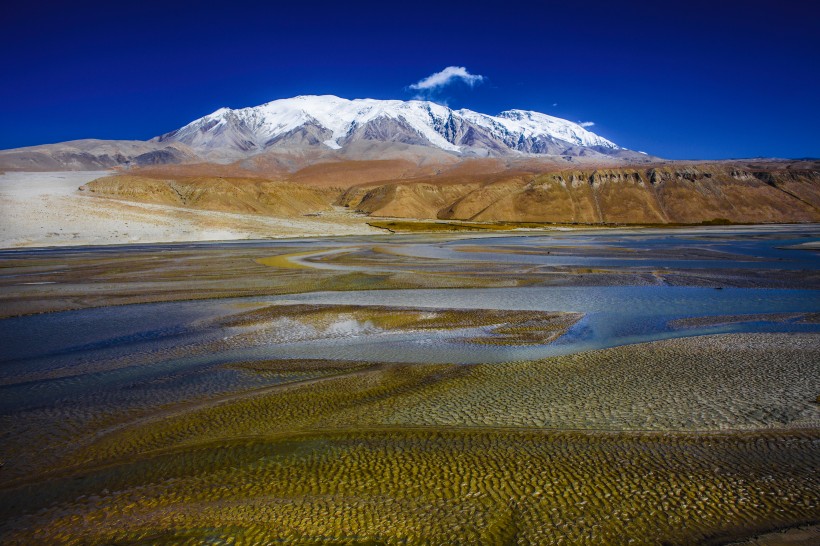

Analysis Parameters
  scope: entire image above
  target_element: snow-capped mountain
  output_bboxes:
[155,95,623,158]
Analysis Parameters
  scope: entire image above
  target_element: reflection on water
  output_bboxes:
[265,286,820,362]
[0,226,817,414]
[1,285,818,413]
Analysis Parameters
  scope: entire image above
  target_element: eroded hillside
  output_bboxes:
[341,164,820,224]
[82,161,820,224]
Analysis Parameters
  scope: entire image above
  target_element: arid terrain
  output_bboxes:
[83,160,820,224]
[2,157,818,249]
[0,171,379,248]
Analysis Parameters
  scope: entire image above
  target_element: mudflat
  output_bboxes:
[0,226,818,544]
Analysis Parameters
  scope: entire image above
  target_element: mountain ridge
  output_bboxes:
[154,95,628,160]
[3,95,817,229]
[0,96,655,172]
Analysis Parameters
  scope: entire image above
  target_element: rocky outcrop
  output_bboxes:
[81,162,820,225]
[339,165,820,224]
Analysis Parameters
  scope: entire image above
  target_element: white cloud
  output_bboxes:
[552,103,558,107]
[579,121,595,128]
[409,66,485,91]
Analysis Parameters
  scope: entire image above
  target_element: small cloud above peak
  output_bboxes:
[579,121,595,128]
[408,66,485,93]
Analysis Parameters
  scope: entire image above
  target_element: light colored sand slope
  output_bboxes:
[0,171,378,248]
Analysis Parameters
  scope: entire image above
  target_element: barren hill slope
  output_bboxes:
[83,175,338,217]
[82,161,820,225]
[340,164,820,224]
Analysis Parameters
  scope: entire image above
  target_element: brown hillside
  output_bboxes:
[82,175,338,217]
[82,161,820,225]
[287,159,435,188]
[125,162,277,179]
[339,164,820,224]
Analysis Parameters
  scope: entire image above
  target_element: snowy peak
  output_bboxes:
[495,110,615,149]
[156,95,623,158]
[241,95,461,152]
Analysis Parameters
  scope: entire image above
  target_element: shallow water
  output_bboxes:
[263,286,820,361]
[322,225,820,272]
[1,287,818,413]
[0,225,818,413]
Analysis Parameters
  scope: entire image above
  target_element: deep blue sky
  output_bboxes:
[2,0,818,159]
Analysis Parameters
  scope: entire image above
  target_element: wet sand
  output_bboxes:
[0,332,817,544]
[0,227,817,543]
